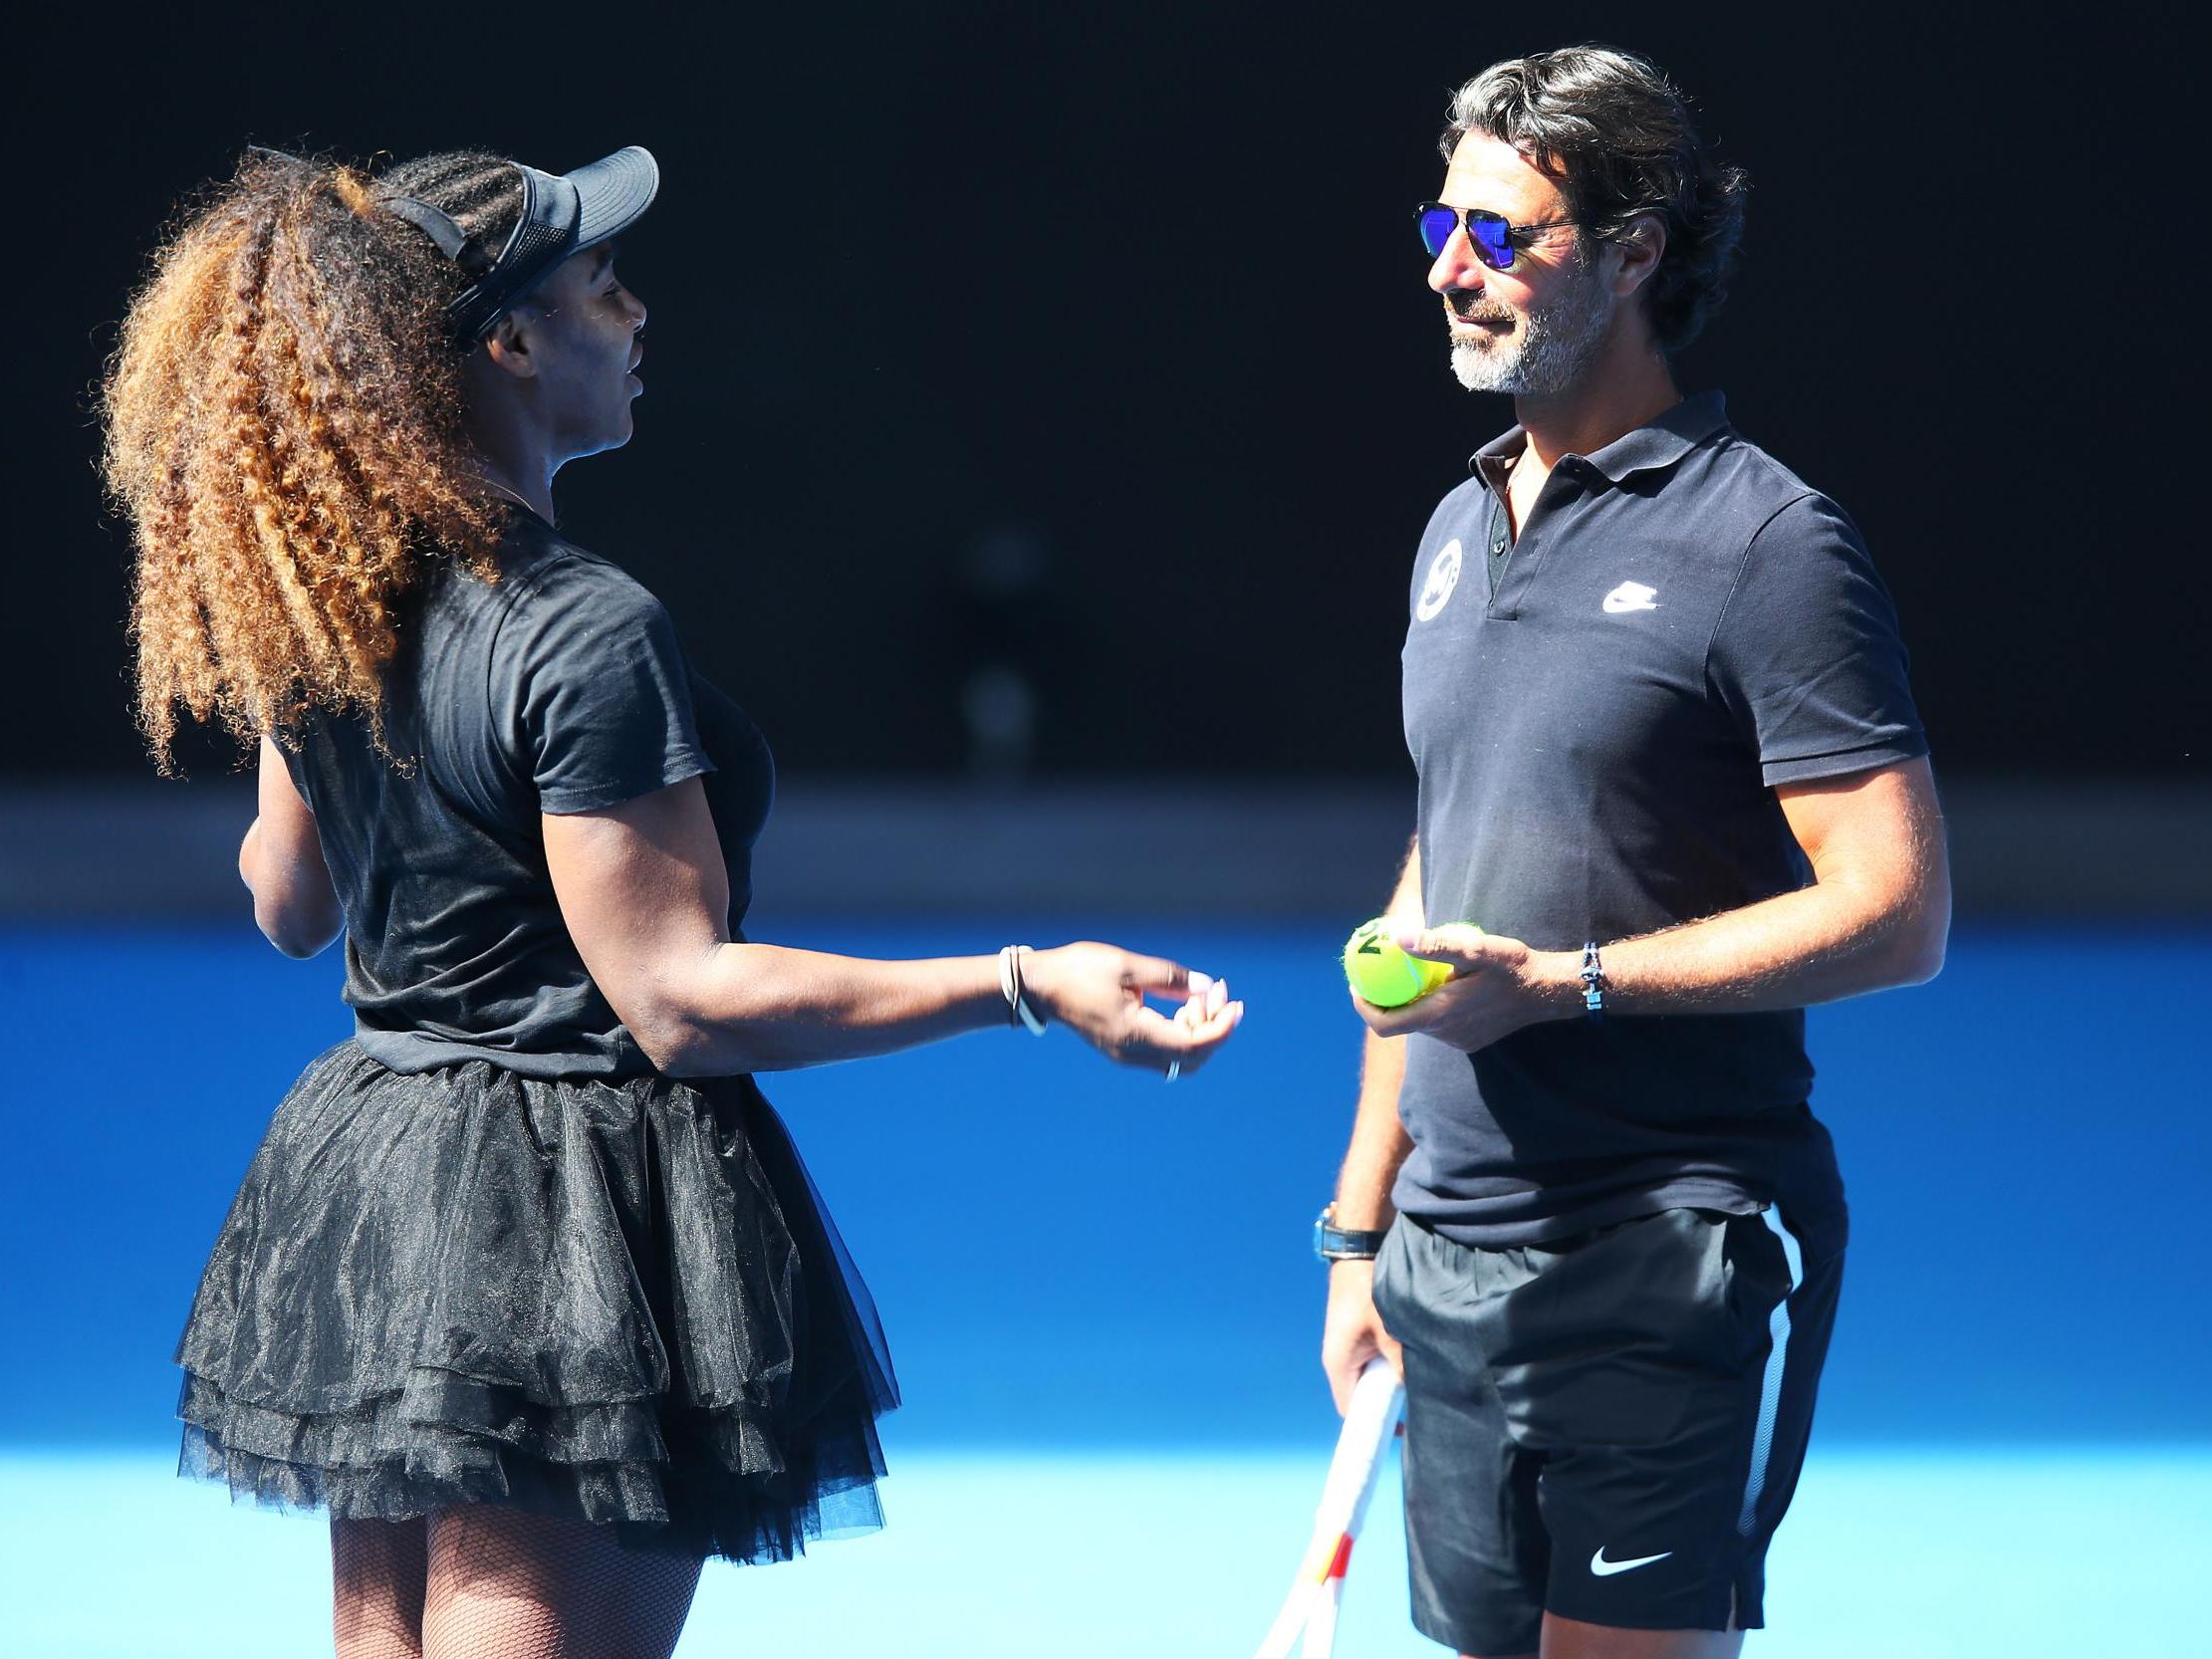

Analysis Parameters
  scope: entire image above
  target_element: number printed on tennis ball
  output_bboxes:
[1343,917,1459,1008]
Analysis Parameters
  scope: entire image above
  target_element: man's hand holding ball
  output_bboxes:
[1349,922,1583,1054]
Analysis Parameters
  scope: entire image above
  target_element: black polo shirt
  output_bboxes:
[1394,392,1926,1261]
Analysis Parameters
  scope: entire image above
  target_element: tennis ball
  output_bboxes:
[1343,917,1460,1008]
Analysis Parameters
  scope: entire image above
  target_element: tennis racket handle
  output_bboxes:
[1316,1359,1403,1532]
[1305,1574,1343,1659]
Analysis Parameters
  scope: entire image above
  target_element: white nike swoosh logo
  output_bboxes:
[1601,582,1659,613]
[1590,1547,1673,1576]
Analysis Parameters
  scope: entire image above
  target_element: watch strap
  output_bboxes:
[1315,1205,1389,1262]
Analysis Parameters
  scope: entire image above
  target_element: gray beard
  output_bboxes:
[1449,268,1611,395]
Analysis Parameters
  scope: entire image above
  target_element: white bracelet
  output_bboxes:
[1000,944,1047,1036]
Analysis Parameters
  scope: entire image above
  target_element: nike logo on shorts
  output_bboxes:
[1590,1546,1673,1576]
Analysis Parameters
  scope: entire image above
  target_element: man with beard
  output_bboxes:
[1315,47,1951,1659]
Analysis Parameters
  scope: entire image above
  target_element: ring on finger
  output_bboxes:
[1165,1060,1180,1084]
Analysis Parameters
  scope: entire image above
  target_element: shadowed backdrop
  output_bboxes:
[5,3,2198,788]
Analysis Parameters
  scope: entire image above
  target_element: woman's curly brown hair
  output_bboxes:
[101,146,527,769]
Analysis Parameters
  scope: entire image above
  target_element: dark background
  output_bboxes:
[7,3,2196,784]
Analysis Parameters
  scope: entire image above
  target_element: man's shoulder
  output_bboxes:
[1693,426,1851,539]
[1419,469,1494,534]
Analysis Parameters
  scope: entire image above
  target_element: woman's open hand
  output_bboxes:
[1022,942,1244,1077]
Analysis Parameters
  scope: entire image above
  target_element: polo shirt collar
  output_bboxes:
[1469,390,1731,490]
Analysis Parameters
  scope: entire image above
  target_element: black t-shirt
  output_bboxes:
[1395,393,1926,1260]
[282,508,774,1078]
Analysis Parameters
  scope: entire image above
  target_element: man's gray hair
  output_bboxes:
[1443,46,1749,352]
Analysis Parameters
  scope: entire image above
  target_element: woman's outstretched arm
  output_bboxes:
[544,777,1243,1077]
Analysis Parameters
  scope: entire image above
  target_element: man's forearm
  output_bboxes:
[1581,762,1950,1015]
[1369,763,1952,1053]
[1335,1029,1411,1229]
[1335,833,1421,1228]
[1344,863,1922,1212]
[1592,869,1946,1015]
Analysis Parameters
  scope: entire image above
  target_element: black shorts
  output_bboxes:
[1371,1206,1842,1655]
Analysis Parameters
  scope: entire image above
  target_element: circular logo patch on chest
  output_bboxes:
[1415,538,1464,622]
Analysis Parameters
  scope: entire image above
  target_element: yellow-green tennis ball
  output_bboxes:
[1343,917,1457,1008]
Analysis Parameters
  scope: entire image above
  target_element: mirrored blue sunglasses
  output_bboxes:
[1415,202,1583,271]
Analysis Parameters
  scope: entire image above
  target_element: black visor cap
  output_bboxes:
[382,145,658,343]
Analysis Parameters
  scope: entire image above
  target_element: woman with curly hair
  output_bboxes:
[102,143,1244,1658]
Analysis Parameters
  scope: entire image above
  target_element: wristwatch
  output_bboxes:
[1314,1203,1390,1263]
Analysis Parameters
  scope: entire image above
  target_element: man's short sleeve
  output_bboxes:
[497,560,714,815]
[1708,493,1928,787]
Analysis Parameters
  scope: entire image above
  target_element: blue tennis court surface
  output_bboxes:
[3,1450,2207,1656]
[3,920,2206,1655]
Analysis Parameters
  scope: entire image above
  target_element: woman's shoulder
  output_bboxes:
[453,516,678,673]
[495,515,663,614]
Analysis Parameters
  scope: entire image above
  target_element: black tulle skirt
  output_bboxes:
[174,1041,898,1561]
